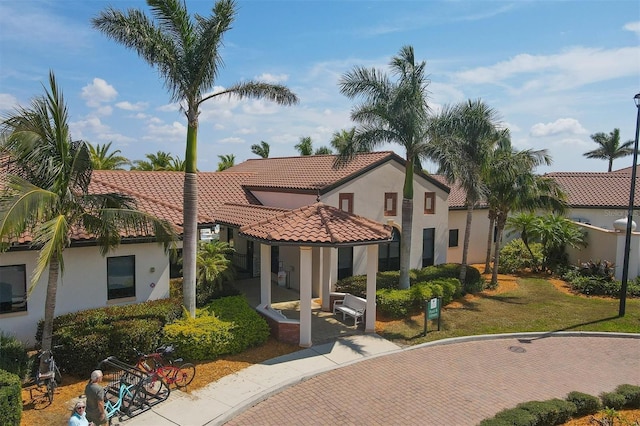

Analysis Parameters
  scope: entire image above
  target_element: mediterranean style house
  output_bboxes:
[0,152,450,345]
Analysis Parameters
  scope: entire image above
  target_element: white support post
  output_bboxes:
[260,243,271,305]
[321,247,332,311]
[365,244,378,333]
[299,246,313,347]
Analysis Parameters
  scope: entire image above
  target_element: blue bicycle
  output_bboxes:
[105,375,139,421]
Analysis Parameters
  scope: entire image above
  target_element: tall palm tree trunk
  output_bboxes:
[399,160,415,290]
[183,119,199,317]
[41,255,60,351]
[484,210,496,273]
[459,205,474,283]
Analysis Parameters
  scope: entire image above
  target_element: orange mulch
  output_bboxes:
[20,338,299,426]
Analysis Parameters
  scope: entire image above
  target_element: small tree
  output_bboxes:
[195,240,235,306]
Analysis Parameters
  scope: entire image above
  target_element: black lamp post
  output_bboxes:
[619,93,640,317]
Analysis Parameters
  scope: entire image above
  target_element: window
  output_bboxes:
[170,249,183,279]
[0,264,27,314]
[337,247,353,280]
[424,192,435,214]
[107,256,135,300]
[378,228,400,272]
[449,229,459,248]
[271,245,280,275]
[384,193,397,216]
[422,228,435,267]
[339,193,354,213]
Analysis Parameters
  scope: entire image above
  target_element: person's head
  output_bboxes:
[90,370,103,383]
[73,401,86,416]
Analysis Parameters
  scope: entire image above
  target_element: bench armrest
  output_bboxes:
[332,299,344,313]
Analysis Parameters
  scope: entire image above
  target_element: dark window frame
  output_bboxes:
[449,229,459,248]
[107,255,136,300]
[339,193,354,213]
[424,192,436,214]
[0,264,27,314]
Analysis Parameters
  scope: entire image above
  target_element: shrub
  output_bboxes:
[613,384,640,408]
[163,296,269,360]
[0,369,21,425]
[516,399,577,425]
[498,240,543,274]
[0,333,29,381]
[38,298,183,377]
[376,289,413,318]
[600,391,627,410]
[480,408,537,426]
[566,391,601,416]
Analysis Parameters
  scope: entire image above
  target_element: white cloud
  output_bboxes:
[116,101,148,111]
[0,93,18,110]
[219,137,244,144]
[623,21,640,34]
[145,121,187,141]
[242,100,282,115]
[452,46,640,93]
[96,106,113,116]
[236,127,256,135]
[530,118,587,137]
[255,73,289,83]
[81,78,117,108]
[157,103,180,112]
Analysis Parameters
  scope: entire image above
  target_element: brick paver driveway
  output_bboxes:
[226,334,640,426]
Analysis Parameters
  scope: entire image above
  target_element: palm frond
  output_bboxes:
[30,215,69,294]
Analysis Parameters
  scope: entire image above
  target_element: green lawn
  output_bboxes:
[378,276,640,345]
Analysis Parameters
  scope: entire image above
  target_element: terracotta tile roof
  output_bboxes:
[91,171,261,224]
[224,151,450,194]
[213,203,289,228]
[431,175,488,209]
[238,202,392,246]
[545,172,640,208]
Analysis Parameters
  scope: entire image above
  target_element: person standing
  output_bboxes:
[68,400,91,426]
[85,370,106,425]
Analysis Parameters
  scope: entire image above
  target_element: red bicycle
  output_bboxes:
[133,345,196,389]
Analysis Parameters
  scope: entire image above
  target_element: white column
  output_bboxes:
[299,246,313,347]
[321,247,332,311]
[365,244,378,333]
[260,243,271,305]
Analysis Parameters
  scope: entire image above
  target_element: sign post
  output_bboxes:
[423,297,442,335]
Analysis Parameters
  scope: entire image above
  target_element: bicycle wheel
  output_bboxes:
[173,363,195,388]
[46,378,57,404]
[54,365,62,386]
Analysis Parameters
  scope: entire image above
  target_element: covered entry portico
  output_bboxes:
[215,202,392,347]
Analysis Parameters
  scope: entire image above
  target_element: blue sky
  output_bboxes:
[1,0,639,173]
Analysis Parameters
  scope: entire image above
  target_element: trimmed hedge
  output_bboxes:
[376,278,461,319]
[163,296,269,361]
[0,333,29,381]
[0,369,22,426]
[481,385,639,425]
[37,298,183,377]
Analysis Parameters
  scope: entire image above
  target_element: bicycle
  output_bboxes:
[133,345,196,389]
[30,345,63,404]
[104,374,139,421]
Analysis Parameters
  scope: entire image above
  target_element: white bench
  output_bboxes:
[333,294,367,326]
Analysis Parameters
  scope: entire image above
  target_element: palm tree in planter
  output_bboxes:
[337,45,432,289]
[93,0,298,317]
[0,72,177,351]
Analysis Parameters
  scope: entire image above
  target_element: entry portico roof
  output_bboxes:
[217,202,392,246]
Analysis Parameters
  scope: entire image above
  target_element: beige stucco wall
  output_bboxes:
[0,242,171,346]
[446,208,492,266]
[567,207,632,230]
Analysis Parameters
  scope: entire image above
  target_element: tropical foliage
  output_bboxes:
[93,0,298,317]
[0,72,176,350]
[131,151,178,171]
[195,240,236,305]
[583,128,634,172]
[217,154,235,171]
[88,141,131,170]
[337,45,431,289]
[251,140,270,158]
[295,136,313,156]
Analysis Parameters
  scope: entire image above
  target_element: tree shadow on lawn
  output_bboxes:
[516,315,621,344]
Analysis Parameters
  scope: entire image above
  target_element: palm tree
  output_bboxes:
[295,136,313,156]
[131,151,175,171]
[168,156,186,172]
[505,212,541,269]
[195,240,235,306]
[314,146,333,155]
[482,136,566,284]
[251,140,270,158]
[88,142,131,170]
[427,99,502,283]
[93,0,298,317]
[337,45,431,289]
[0,72,176,351]
[583,128,634,172]
[217,154,235,171]
[330,128,356,153]
[533,214,586,273]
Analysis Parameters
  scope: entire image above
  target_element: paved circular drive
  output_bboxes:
[226,334,640,425]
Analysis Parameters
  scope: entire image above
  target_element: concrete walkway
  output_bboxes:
[121,332,640,426]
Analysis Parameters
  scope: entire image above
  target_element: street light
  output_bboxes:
[619,93,640,317]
